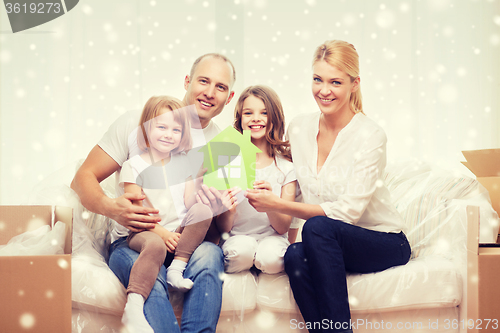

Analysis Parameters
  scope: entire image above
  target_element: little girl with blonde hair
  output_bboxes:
[111,95,213,332]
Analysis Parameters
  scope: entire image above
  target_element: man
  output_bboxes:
[71,53,236,333]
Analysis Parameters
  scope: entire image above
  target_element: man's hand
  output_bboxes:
[109,193,161,232]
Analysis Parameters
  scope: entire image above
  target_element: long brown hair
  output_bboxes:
[313,40,363,114]
[233,85,292,162]
[137,95,192,154]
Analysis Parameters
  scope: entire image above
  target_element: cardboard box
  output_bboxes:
[0,205,72,333]
[462,148,500,220]
[467,206,500,333]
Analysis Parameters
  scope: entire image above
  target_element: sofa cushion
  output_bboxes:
[71,255,126,316]
[256,256,461,313]
[256,273,299,313]
[347,256,461,312]
[220,271,258,315]
[384,161,491,259]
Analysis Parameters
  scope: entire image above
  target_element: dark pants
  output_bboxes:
[284,216,411,333]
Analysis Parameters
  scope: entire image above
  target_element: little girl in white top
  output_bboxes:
[217,85,297,274]
[114,96,213,333]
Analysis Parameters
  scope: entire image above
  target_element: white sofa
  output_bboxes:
[26,160,499,333]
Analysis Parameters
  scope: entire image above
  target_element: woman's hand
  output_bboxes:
[245,188,280,213]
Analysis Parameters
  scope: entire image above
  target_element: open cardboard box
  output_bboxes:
[462,149,500,240]
[0,205,72,333]
[467,206,500,332]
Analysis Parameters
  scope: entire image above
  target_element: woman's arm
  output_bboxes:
[316,130,386,224]
[246,189,325,221]
[253,180,298,235]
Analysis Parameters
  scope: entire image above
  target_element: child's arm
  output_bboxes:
[184,175,203,209]
[124,182,180,253]
[288,227,299,244]
[253,180,297,235]
[214,188,239,233]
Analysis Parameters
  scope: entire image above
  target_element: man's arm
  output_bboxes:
[71,145,160,232]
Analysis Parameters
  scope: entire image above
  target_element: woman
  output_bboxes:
[245,40,411,333]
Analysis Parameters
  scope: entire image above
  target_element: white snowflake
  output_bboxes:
[19,313,36,329]
[207,22,216,31]
[81,4,92,15]
[490,34,500,46]
[494,15,500,26]
[376,9,395,28]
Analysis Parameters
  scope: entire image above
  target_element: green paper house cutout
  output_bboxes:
[198,126,262,190]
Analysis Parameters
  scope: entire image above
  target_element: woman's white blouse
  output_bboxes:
[287,112,405,233]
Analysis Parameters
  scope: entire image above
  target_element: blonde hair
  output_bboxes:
[137,95,192,154]
[233,85,292,162]
[313,40,363,114]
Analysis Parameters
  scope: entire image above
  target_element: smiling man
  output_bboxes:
[184,54,235,130]
[71,53,236,333]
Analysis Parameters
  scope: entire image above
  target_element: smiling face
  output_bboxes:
[240,94,268,143]
[312,60,360,119]
[147,109,182,160]
[183,56,235,128]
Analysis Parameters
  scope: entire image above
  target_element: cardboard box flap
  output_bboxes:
[0,205,52,246]
[0,205,73,254]
[54,206,73,254]
[462,149,500,177]
[461,161,473,174]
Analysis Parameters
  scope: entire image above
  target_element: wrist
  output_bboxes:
[226,207,237,215]
[273,197,286,213]
[98,194,114,218]
[157,227,169,239]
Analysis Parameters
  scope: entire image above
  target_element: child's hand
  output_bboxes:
[253,180,272,192]
[196,184,222,213]
[163,230,181,253]
[221,187,241,211]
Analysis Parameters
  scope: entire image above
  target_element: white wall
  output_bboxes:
[1,0,499,204]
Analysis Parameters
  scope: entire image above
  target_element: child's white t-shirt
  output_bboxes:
[97,109,220,199]
[98,110,221,167]
[229,156,296,240]
[110,153,192,242]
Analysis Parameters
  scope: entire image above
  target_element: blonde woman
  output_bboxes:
[246,40,411,333]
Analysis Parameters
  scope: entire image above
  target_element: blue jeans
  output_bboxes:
[284,217,411,333]
[108,238,224,333]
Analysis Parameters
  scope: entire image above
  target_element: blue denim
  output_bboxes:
[284,217,411,333]
[108,238,224,333]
